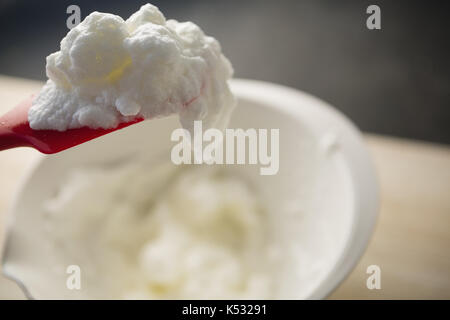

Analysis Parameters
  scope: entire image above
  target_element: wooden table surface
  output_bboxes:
[0,75,449,299]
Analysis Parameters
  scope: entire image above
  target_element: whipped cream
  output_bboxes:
[28,4,235,133]
[44,162,275,299]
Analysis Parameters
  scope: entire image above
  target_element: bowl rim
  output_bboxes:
[230,79,379,299]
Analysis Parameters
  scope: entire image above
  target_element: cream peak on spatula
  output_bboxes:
[0,4,235,154]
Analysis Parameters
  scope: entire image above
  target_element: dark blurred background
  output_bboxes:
[0,0,448,144]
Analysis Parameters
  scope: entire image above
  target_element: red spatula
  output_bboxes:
[0,95,144,154]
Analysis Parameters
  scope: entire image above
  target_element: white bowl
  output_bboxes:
[2,79,378,299]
